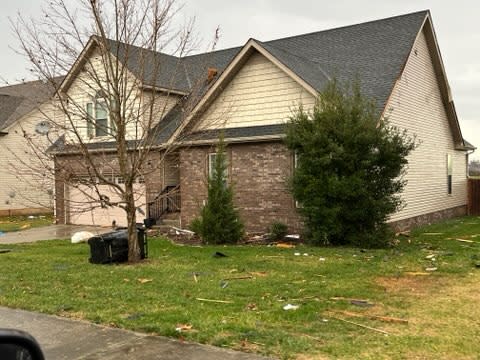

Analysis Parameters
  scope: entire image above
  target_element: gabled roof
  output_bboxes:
[51,10,471,151]
[0,78,61,133]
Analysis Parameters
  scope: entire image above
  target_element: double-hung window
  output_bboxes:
[86,96,116,138]
[208,153,228,182]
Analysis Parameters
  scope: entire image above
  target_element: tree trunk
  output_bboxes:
[125,183,140,263]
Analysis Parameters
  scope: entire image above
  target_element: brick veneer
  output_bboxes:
[179,141,303,233]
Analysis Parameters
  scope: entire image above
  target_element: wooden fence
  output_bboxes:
[468,179,480,215]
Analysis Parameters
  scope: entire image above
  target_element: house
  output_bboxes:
[0,80,59,216]
[50,10,475,232]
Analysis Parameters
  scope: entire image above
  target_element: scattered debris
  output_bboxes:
[137,278,153,284]
[276,243,295,249]
[396,231,410,237]
[249,271,268,277]
[246,303,258,311]
[425,254,436,260]
[195,298,234,304]
[175,324,193,332]
[425,267,438,272]
[454,238,475,243]
[404,272,430,276]
[283,303,300,311]
[330,297,375,307]
[331,316,389,335]
[0,249,12,254]
[331,310,408,324]
[285,234,300,240]
[193,273,198,283]
[122,313,144,321]
[213,251,228,258]
[350,299,375,308]
[294,252,301,256]
[171,226,195,235]
[222,275,253,281]
[20,224,30,229]
[71,231,94,244]
[303,253,309,256]
[220,280,229,289]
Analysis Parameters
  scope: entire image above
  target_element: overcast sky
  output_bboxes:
[1,0,479,159]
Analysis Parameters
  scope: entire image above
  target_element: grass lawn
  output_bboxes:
[0,215,53,233]
[0,217,479,359]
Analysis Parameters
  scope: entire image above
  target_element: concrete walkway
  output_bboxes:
[0,225,112,244]
[0,307,271,359]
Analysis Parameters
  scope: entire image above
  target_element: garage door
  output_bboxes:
[67,183,146,227]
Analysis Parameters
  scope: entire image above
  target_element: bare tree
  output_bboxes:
[11,0,219,262]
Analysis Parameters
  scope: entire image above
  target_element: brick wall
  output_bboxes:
[179,141,302,233]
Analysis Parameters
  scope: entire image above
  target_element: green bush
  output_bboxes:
[285,79,416,247]
[269,222,288,241]
[192,137,244,244]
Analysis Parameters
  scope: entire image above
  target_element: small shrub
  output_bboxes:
[194,136,244,244]
[269,221,288,241]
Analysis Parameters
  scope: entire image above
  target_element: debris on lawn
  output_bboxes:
[330,297,375,307]
[222,275,253,281]
[246,303,258,311]
[453,238,475,243]
[171,226,195,236]
[283,303,300,310]
[220,280,229,288]
[193,273,198,283]
[195,298,233,304]
[137,278,153,284]
[71,231,94,244]
[350,299,375,308]
[330,316,389,335]
[175,323,193,332]
[249,271,268,277]
[20,224,30,229]
[425,267,438,272]
[319,257,326,261]
[425,254,436,260]
[122,313,144,321]
[276,243,296,249]
[396,231,410,237]
[0,249,12,254]
[404,271,431,276]
[330,310,408,324]
[243,233,270,245]
[213,251,228,258]
[285,234,300,241]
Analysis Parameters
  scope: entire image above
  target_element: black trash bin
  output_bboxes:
[88,226,148,264]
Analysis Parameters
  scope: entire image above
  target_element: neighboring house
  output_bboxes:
[0,80,59,216]
[51,10,475,231]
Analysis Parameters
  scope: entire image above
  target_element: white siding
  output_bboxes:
[387,29,467,222]
[195,52,316,130]
[0,105,55,211]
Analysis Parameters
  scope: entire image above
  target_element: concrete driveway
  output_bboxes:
[0,225,112,244]
[0,307,270,359]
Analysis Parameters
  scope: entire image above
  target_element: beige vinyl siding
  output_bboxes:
[0,105,55,211]
[195,52,316,130]
[387,28,467,222]
[65,47,179,143]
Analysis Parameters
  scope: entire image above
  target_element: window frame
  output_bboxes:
[86,95,116,139]
[447,154,453,195]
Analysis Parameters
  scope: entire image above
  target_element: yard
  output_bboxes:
[0,217,479,359]
[0,215,53,232]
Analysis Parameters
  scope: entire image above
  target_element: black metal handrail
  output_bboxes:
[147,185,181,221]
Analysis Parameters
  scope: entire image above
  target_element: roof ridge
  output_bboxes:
[265,10,429,44]
[261,41,331,81]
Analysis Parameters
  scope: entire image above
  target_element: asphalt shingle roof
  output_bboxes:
[0,78,62,132]
[50,11,432,150]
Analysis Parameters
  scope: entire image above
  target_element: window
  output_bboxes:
[447,154,453,194]
[208,153,228,181]
[86,96,116,138]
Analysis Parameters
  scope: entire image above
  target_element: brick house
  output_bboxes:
[51,10,475,232]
